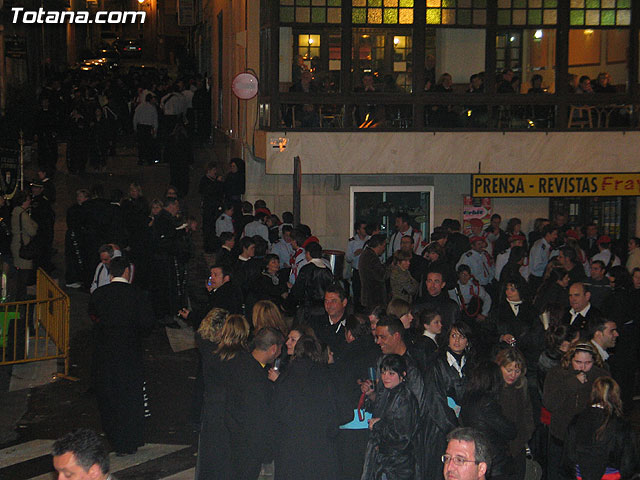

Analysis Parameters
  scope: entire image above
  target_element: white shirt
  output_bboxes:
[243,220,269,243]
[592,250,621,268]
[449,280,492,316]
[132,102,158,131]
[215,213,234,236]
[388,226,423,256]
[90,250,122,293]
[529,237,552,277]
[161,91,186,116]
[270,239,294,268]
[346,234,369,270]
[456,249,494,286]
[591,339,609,362]
[569,304,592,324]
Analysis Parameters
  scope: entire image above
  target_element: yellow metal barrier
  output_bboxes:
[0,268,72,378]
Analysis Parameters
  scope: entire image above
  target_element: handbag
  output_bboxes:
[18,211,37,261]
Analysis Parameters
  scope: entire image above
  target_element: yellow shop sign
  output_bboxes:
[472,174,640,197]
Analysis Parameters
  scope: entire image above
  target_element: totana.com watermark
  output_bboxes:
[11,7,146,24]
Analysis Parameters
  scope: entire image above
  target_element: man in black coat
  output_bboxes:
[414,268,461,332]
[563,282,602,339]
[88,257,155,455]
[180,264,243,329]
[150,197,181,328]
[307,284,349,360]
[359,234,388,309]
[225,327,284,479]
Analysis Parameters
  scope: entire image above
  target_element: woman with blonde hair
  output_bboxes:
[495,347,534,479]
[252,299,288,335]
[195,311,250,480]
[565,377,639,480]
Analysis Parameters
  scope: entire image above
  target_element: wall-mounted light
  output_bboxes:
[137,0,145,4]
[393,37,400,45]
[308,36,314,44]
[584,29,594,35]
[534,29,543,39]
[509,36,516,42]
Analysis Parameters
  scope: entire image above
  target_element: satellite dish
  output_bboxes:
[232,72,259,100]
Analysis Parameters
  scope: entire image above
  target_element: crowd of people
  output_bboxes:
[2,151,639,479]
[30,65,211,191]
[84,190,636,479]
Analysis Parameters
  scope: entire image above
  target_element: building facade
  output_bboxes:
[201,0,640,250]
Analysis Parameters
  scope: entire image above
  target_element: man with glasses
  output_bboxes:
[442,427,491,480]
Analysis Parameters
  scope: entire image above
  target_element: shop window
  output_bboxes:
[569,0,630,26]
[280,0,342,24]
[425,0,487,26]
[497,31,522,74]
[496,0,558,26]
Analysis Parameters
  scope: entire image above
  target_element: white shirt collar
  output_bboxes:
[111,277,129,284]
[446,351,466,378]
[570,303,591,321]
[423,330,437,341]
[591,340,609,361]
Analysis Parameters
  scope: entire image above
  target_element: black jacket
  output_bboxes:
[289,260,334,310]
[460,392,517,477]
[422,348,466,480]
[273,358,341,480]
[564,407,639,480]
[414,291,461,332]
[224,351,276,479]
[362,382,419,480]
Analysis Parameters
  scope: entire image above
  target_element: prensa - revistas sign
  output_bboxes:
[472,174,640,197]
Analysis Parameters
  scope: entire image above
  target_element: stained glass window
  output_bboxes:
[280,0,342,23]
[425,0,487,26]
[352,0,414,24]
[569,0,630,26]
[496,0,557,26]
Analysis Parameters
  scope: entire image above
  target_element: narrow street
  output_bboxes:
[0,134,219,479]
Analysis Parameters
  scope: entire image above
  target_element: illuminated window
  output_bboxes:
[569,0,630,26]
[280,0,342,24]
[425,0,487,26]
[496,0,557,26]
[352,0,414,24]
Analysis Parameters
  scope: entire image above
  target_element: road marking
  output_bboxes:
[18,443,190,480]
[0,439,54,468]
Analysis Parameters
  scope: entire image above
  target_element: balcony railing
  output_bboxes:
[260,92,640,132]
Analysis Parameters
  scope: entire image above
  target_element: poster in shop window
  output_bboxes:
[462,196,492,236]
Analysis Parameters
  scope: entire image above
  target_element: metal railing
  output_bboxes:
[261,92,640,131]
[0,268,71,378]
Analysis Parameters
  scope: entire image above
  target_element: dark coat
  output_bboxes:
[289,261,334,312]
[422,348,466,480]
[273,358,341,480]
[542,364,609,440]
[224,350,276,479]
[195,335,235,480]
[88,281,155,453]
[459,391,517,478]
[331,333,380,424]
[359,246,387,308]
[533,281,568,312]
[413,291,461,333]
[446,232,470,268]
[307,310,348,360]
[564,407,639,480]
[499,380,535,460]
[490,300,545,377]
[362,382,420,480]
[562,304,602,338]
